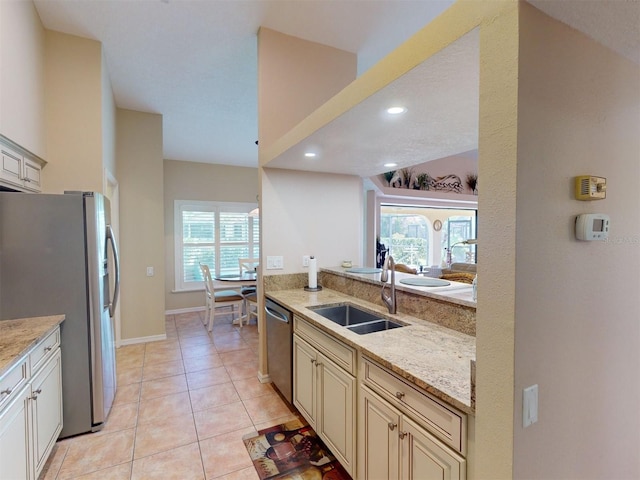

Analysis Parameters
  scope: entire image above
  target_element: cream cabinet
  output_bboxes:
[0,327,63,480]
[293,316,356,476]
[359,357,466,480]
[0,136,45,192]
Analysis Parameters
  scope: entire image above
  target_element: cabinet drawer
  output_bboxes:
[362,357,465,454]
[29,328,60,375]
[295,316,355,375]
[0,359,28,411]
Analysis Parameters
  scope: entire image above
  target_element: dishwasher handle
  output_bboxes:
[265,305,289,323]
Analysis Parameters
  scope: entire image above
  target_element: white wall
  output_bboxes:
[0,0,46,157]
[512,5,640,478]
[261,168,363,274]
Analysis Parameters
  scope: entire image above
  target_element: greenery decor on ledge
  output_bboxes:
[383,169,470,193]
[466,173,478,195]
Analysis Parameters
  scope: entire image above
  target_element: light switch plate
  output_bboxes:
[266,256,284,270]
[146,266,154,277]
[523,384,539,427]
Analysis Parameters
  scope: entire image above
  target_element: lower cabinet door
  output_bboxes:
[31,350,63,477]
[359,386,401,480]
[293,335,317,427]
[317,353,355,476]
[401,415,466,480]
[0,388,31,480]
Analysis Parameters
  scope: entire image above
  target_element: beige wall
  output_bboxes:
[44,31,105,194]
[475,2,519,477]
[0,0,46,157]
[512,4,640,478]
[163,160,259,311]
[102,53,116,180]
[116,109,165,341]
[257,28,357,149]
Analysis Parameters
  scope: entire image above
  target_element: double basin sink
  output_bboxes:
[310,303,405,335]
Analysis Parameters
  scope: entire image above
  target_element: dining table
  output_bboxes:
[212,272,258,325]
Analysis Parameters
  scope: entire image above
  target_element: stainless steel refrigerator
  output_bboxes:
[0,191,120,438]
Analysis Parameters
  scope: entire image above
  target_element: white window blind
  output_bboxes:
[174,200,259,291]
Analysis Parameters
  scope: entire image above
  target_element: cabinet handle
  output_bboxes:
[316,362,323,367]
[1,388,12,396]
[388,422,397,431]
[31,388,42,400]
[310,359,316,365]
[398,431,407,439]
[44,346,53,353]
[395,391,405,400]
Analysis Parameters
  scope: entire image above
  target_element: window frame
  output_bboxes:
[174,199,258,292]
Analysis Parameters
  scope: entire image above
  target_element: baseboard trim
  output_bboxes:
[257,371,271,384]
[165,306,205,315]
[164,306,204,315]
[117,334,167,347]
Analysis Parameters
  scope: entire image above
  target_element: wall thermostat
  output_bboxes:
[575,213,610,241]
[575,175,606,200]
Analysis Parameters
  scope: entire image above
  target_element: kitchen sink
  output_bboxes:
[310,303,382,326]
[346,319,405,335]
[310,303,406,334]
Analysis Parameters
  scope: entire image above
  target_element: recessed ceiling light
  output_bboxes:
[384,162,398,168]
[304,152,317,158]
[386,106,406,115]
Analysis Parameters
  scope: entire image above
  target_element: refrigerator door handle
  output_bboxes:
[106,224,120,317]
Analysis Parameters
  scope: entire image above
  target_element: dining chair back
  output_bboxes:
[238,258,259,327]
[199,262,244,331]
[238,258,259,275]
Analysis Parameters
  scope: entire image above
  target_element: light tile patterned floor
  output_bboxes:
[39,312,299,480]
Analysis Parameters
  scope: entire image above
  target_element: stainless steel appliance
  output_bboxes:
[0,191,120,438]
[265,297,293,403]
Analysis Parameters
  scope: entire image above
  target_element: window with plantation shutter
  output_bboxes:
[174,200,259,291]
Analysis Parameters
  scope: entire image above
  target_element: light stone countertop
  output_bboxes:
[266,288,476,415]
[0,315,65,377]
[322,266,476,308]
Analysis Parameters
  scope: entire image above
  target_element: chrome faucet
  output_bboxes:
[380,255,396,314]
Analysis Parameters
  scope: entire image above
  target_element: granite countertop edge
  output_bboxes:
[0,315,66,378]
[266,288,475,415]
[322,266,476,309]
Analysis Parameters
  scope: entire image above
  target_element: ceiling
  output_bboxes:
[32,0,639,171]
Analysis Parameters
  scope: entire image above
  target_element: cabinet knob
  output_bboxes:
[31,388,42,400]
[1,388,12,396]
[388,422,397,431]
[398,431,407,439]
[395,391,405,400]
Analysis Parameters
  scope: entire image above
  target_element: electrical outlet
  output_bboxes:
[302,255,310,267]
[146,266,154,277]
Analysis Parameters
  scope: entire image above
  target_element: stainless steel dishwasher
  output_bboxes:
[265,297,293,403]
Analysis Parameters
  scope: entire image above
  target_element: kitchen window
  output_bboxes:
[174,200,259,291]
[379,204,476,270]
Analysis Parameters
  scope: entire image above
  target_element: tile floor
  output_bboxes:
[39,311,299,480]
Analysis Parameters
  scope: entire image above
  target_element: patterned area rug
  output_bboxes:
[243,417,351,480]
